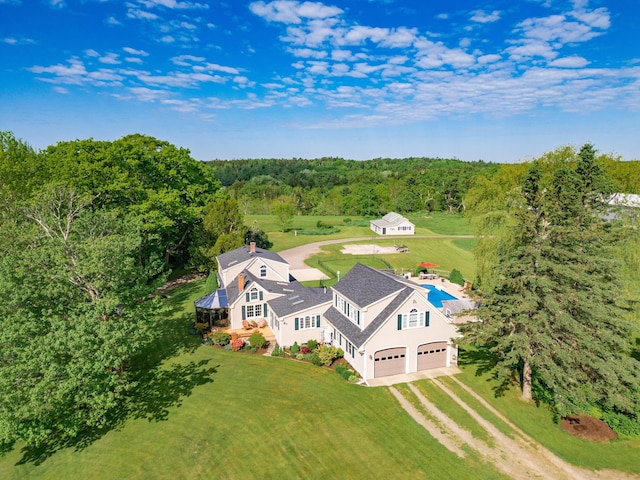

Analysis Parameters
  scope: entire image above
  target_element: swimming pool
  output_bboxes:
[421,284,458,308]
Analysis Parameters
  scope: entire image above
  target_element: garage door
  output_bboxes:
[374,347,406,378]
[417,342,448,370]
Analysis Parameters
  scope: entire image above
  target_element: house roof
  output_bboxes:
[225,270,297,305]
[268,285,332,317]
[608,193,640,208]
[325,287,413,348]
[370,212,413,228]
[331,262,405,308]
[216,244,287,270]
[194,289,228,309]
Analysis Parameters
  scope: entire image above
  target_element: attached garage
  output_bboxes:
[417,342,448,370]
[374,347,406,378]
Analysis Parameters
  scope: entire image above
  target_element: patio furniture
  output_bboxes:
[242,320,252,330]
[257,318,267,328]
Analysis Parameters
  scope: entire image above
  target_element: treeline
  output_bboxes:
[208,157,500,216]
[207,154,640,217]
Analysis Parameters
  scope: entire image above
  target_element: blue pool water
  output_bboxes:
[421,284,458,308]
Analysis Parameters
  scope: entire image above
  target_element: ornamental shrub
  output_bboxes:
[336,348,344,359]
[291,341,300,355]
[449,268,464,286]
[310,353,323,367]
[211,331,231,346]
[300,345,311,355]
[296,354,304,360]
[271,345,281,357]
[303,353,315,362]
[348,375,359,383]
[342,369,353,381]
[249,332,267,349]
[195,322,210,336]
[335,364,347,375]
[230,338,244,352]
[317,345,341,366]
[306,339,318,351]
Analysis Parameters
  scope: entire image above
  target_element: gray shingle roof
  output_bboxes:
[268,285,332,317]
[325,287,413,348]
[331,262,404,308]
[216,244,287,270]
[225,270,296,305]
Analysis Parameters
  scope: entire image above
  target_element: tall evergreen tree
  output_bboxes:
[462,144,640,422]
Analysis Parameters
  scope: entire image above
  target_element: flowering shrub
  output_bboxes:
[230,338,244,352]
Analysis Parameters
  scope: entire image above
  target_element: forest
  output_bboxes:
[0,130,639,448]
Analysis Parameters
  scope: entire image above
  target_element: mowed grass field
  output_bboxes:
[2,280,639,479]
[247,213,477,283]
[0,279,507,480]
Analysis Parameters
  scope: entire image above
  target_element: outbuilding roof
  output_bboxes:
[370,212,413,228]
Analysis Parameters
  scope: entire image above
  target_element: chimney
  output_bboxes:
[250,242,256,253]
[238,272,245,292]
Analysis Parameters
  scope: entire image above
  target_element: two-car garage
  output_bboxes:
[374,342,449,378]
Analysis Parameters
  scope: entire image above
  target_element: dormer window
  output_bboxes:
[260,265,267,278]
[250,288,259,301]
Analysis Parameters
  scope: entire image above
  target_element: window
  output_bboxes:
[249,288,259,301]
[399,309,428,329]
[246,305,261,318]
[294,314,320,330]
[260,265,267,278]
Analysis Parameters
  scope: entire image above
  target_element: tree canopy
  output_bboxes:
[461,144,640,433]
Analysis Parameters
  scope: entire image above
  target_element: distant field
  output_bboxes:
[2,280,637,479]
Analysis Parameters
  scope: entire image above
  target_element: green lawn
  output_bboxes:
[2,280,638,479]
[0,280,505,480]
[246,212,472,251]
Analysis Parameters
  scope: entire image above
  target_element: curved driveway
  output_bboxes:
[278,235,473,281]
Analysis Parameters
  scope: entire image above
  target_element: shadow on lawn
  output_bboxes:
[13,279,217,466]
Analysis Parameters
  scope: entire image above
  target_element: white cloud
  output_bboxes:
[172,54,206,66]
[3,36,35,45]
[548,55,589,68]
[123,47,149,56]
[105,16,122,26]
[126,8,159,20]
[249,0,343,24]
[99,52,121,64]
[470,10,501,24]
[125,57,144,64]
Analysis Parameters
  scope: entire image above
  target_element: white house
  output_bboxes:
[370,212,414,235]
[323,263,460,381]
[199,245,460,381]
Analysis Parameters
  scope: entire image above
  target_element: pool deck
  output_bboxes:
[409,276,470,301]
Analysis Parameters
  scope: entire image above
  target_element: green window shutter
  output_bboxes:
[425,311,430,327]
[245,292,250,302]
[316,315,320,327]
[397,314,402,330]
[242,306,246,320]
[357,311,360,325]
[295,317,299,330]
[263,303,267,317]
[259,291,263,301]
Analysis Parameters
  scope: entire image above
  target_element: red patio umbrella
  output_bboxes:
[418,262,438,268]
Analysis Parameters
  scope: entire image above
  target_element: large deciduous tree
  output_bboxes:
[462,144,640,423]
[0,187,164,447]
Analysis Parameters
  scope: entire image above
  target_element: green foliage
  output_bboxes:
[461,144,640,421]
[306,339,318,351]
[194,323,210,335]
[342,369,354,381]
[271,345,281,357]
[0,186,164,447]
[211,331,232,346]
[248,333,267,349]
[290,341,300,355]
[297,226,341,235]
[335,364,347,375]
[601,411,640,439]
[449,269,465,286]
[271,197,295,232]
[310,353,323,367]
[316,346,343,366]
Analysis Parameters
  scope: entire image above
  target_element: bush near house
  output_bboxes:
[211,331,231,346]
[249,332,267,349]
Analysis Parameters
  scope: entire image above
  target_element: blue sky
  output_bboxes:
[1,0,639,162]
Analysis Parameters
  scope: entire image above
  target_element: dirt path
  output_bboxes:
[391,379,639,480]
